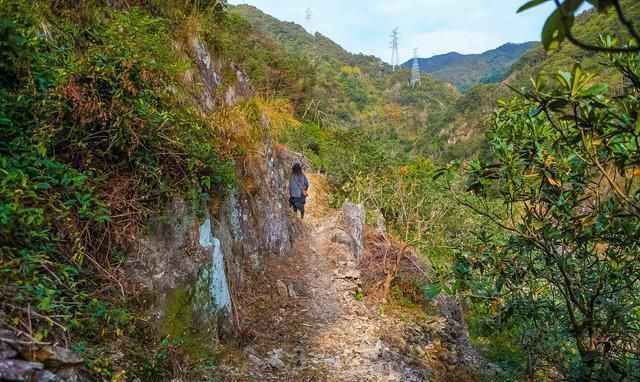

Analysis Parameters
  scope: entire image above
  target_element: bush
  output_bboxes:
[0,1,234,372]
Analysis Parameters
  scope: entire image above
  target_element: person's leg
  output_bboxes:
[300,204,305,219]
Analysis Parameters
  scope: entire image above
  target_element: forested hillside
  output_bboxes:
[230,4,462,157]
[402,42,537,92]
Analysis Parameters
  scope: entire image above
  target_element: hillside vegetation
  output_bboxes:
[439,0,640,159]
[0,1,304,379]
[2,0,640,381]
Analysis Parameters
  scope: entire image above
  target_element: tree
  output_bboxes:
[439,41,640,378]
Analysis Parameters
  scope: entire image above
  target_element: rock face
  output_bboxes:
[126,38,298,351]
[194,39,221,113]
[199,219,231,310]
[277,146,314,173]
[216,136,295,264]
[436,295,484,367]
[341,202,365,259]
[224,65,254,107]
[370,209,387,237]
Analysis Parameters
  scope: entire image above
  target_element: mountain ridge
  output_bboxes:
[402,41,537,91]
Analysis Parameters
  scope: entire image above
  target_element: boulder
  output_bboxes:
[335,253,353,266]
[0,342,17,360]
[287,284,298,298]
[51,366,91,382]
[39,346,83,368]
[0,359,44,381]
[342,203,365,259]
[371,209,387,237]
[343,270,361,279]
[247,353,262,365]
[277,147,314,173]
[266,349,285,369]
[34,369,62,382]
[331,230,355,248]
[287,282,303,298]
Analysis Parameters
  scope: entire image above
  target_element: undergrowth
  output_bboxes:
[0,0,240,379]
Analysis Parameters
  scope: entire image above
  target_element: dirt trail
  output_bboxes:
[221,173,464,381]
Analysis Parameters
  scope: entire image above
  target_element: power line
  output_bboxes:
[390,27,399,71]
[410,48,421,88]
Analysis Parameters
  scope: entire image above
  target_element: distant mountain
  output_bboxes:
[402,42,537,92]
[439,0,639,159]
[506,0,640,90]
[230,4,462,156]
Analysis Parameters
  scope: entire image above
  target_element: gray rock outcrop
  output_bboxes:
[0,331,89,382]
[125,38,299,351]
[341,202,365,259]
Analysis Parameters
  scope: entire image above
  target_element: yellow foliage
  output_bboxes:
[384,103,403,119]
[339,65,361,76]
[254,95,301,135]
[208,102,256,146]
[340,65,353,75]
[209,96,300,152]
[173,12,203,55]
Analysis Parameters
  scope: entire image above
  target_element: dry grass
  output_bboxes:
[208,102,258,145]
[208,96,302,157]
[304,173,332,221]
[359,233,431,304]
[254,95,301,135]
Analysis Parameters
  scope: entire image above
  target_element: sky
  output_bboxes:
[228,0,559,63]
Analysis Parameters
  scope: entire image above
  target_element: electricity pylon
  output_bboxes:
[305,7,312,34]
[410,48,421,88]
[390,27,399,71]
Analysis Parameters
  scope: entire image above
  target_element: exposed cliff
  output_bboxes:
[125,37,300,352]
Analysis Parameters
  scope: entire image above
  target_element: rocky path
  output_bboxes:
[283,180,430,382]
[220,174,481,381]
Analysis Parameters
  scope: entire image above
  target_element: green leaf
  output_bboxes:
[578,83,608,97]
[38,297,53,312]
[421,283,443,300]
[201,176,211,190]
[528,107,543,117]
[542,9,573,53]
[571,63,584,95]
[518,0,551,13]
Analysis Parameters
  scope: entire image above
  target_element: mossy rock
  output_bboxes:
[161,286,218,358]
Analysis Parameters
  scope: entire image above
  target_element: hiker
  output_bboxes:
[289,163,309,219]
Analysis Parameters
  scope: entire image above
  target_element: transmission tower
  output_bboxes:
[305,7,312,34]
[390,27,399,71]
[410,48,421,88]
